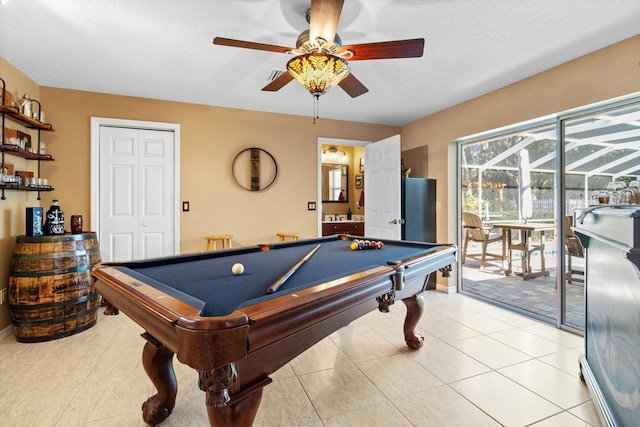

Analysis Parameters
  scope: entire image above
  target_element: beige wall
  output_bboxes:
[38,88,398,252]
[0,59,399,329]
[402,34,640,244]
[2,33,640,331]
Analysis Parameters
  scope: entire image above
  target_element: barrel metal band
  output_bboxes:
[10,264,91,277]
[9,293,97,311]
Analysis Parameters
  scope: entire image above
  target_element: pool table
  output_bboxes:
[92,235,456,426]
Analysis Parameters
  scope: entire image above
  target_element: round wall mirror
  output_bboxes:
[232,147,278,192]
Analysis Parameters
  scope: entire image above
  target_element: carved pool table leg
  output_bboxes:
[402,294,425,349]
[140,333,177,425]
[204,378,271,427]
[206,387,264,427]
[99,298,119,315]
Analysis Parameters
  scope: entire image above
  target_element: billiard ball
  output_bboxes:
[376,241,383,249]
[232,263,244,275]
[350,242,358,250]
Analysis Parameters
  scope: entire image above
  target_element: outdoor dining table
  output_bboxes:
[492,221,556,280]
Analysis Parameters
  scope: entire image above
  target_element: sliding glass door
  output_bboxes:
[459,122,559,325]
[559,101,640,330]
[458,94,640,333]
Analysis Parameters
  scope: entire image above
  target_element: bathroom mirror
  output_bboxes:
[322,163,348,202]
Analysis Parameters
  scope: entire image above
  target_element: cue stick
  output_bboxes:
[267,244,321,294]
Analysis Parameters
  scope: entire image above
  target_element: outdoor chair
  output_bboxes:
[462,211,503,269]
[565,215,584,283]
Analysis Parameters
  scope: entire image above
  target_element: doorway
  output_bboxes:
[317,137,369,236]
[90,117,181,262]
[317,136,403,239]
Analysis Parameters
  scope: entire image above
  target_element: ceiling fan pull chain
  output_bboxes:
[313,94,320,124]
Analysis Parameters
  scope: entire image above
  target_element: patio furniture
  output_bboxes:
[493,221,555,280]
[565,215,584,283]
[462,212,503,269]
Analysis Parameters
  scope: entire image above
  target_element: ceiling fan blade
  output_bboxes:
[213,37,293,54]
[309,0,344,45]
[338,73,369,98]
[262,71,294,92]
[337,38,425,60]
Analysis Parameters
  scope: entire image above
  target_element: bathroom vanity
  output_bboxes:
[322,220,364,237]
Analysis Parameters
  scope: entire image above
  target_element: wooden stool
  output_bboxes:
[205,234,233,251]
[277,232,301,242]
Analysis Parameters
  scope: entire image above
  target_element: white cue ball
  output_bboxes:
[232,263,244,275]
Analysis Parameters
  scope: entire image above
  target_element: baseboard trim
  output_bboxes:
[436,283,457,294]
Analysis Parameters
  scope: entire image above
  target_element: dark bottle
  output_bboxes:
[347,207,352,220]
[44,199,65,235]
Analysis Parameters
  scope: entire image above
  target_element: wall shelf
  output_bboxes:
[0,184,54,191]
[0,105,54,131]
[1,77,55,201]
[0,144,54,161]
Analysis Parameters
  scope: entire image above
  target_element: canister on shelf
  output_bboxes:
[20,94,32,117]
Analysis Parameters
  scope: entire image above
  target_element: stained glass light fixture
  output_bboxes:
[286,52,350,97]
[286,50,350,122]
[281,28,354,122]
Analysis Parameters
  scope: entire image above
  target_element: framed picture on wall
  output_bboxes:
[355,174,363,189]
[359,157,365,173]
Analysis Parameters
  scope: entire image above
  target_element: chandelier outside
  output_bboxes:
[287,52,350,97]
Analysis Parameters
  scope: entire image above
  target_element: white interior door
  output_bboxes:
[98,126,176,261]
[365,135,402,239]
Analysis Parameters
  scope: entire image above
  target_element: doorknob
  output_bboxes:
[142,223,149,228]
[389,219,406,225]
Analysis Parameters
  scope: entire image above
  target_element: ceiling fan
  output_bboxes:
[213,0,425,99]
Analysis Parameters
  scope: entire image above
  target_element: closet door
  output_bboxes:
[99,126,175,261]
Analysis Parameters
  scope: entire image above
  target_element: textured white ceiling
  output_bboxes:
[1,0,639,126]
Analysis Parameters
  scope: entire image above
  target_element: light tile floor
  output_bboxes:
[0,291,601,427]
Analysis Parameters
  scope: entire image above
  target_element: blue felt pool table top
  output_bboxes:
[108,236,447,317]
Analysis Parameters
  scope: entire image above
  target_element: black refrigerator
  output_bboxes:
[401,178,437,242]
[401,178,437,287]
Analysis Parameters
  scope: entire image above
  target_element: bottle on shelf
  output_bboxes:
[44,199,65,235]
[20,94,32,117]
[347,207,352,220]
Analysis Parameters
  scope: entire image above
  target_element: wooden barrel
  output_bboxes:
[8,233,102,342]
